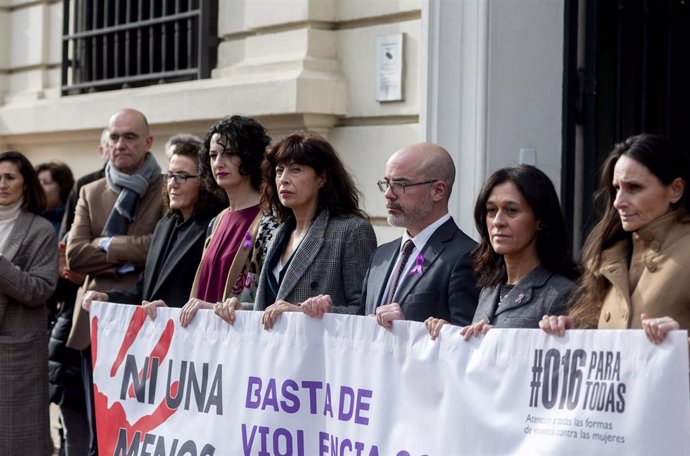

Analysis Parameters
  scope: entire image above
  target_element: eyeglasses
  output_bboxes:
[163,173,199,184]
[377,179,438,194]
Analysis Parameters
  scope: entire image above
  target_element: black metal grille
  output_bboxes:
[61,0,218,95]
[593,0,690,156]
[563,0,690,248]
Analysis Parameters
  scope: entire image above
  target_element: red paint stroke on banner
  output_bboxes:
[110,307,148,377]
[128,319,175,398]
[91,308,179,456]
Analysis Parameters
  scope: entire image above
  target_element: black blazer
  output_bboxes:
[107,213,212,307]
[359,217,479,325]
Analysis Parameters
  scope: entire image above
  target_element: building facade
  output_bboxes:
[0,0,569,243]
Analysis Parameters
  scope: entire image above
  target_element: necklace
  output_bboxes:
[499,283,514,303]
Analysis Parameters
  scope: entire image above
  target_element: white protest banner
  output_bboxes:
[90,302,690,456]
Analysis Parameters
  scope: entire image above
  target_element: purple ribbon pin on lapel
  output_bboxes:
[409,253,424,276]
[241,231,253,250]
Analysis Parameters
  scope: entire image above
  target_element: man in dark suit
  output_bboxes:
[361,142,478,327]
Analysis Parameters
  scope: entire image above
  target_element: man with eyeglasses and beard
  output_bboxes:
[361,142,478,328]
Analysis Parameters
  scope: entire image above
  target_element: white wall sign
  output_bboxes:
[376,33,405,102]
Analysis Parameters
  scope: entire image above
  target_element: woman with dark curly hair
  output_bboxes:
[426,164,577,340]
[178,115,278,327]
[0,150,58,455]
[541,134,690,344]
[214,131,377,329]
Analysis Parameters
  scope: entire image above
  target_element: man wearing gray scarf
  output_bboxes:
[65,108,164,456]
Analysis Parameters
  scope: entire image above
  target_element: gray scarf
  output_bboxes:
[103,152,161,236]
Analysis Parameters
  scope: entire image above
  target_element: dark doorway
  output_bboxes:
[562,0,690,252]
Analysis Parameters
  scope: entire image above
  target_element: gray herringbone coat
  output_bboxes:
[255,210,376,313]
[0,211,58,456]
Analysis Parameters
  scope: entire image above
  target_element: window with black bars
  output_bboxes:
[61,0,218,95]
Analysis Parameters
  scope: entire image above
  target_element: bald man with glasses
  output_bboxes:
[361,142,478,327]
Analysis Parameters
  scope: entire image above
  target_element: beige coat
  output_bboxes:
[66,176,163,349]
[598,211,690,330]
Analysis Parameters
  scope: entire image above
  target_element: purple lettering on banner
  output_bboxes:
[355,389,373,425]
[338,386,354,422]
[258,425,270,456]
[281,379,300,413]
[301,381,323,414]
[241,424,257,456]
[318,431,328,455]
[241,424,304,456]
[274,427,292,456]
[323,383,333,418]
[316,431,380,456]
[357,441,371,455]
[339,438,353,454]
[263,378,279,411]
[245,377,262,409]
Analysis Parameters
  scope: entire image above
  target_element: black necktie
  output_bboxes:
[385,240,415,304]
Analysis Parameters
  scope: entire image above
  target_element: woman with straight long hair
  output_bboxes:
[541,134,690,343]
[426,165,577,340]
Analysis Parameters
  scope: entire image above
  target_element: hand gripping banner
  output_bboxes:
[90,302,690,456]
